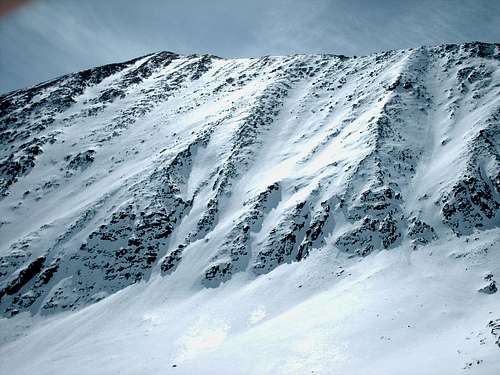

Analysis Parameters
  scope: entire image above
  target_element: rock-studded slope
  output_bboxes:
[0,42,499,318]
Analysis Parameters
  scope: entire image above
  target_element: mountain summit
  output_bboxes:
[0,42,499,374]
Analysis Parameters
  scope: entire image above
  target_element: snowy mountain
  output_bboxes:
[0,42,499,374]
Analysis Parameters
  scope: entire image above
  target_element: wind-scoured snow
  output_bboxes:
[0,42,499,374]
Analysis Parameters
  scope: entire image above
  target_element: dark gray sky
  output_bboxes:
[1,0,499,93]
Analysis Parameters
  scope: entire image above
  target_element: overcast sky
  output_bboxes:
[1,0,499,93]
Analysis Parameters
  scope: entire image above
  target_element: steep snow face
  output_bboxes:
[0,43,499,374]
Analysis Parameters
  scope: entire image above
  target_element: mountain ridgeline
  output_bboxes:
[0,42,499,317]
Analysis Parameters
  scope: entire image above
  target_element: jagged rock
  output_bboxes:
[488,319,500,349]
[0,256,45,300]
[160,245,184,275]
[441,174,499,235]
[335,217,378,256]
[253,201,310,274]
[296,198,336,260]
[407,217,437,245]
[202,183,281,286]
[203,261,233,288]
[66,150,96,171]
[478,281,497,294]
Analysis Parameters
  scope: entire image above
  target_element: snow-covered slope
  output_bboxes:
[0,42,499,374]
